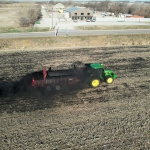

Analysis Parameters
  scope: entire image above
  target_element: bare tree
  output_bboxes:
[108,2,129,16]
[143,4,150,18]
[98,0,110,12]
[82,1,150,18]
[18,2,42,27]
[67,0,73,6]
[62,0,84,7]
[129,3,150,18]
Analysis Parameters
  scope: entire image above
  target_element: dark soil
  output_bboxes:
[0,45,150,150]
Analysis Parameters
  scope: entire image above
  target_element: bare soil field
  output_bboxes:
[0,5,19,27]
[0,45,150,149]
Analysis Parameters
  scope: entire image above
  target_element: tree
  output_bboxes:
[98,0,110,12]
[129,3,150,18]
[67,0,73,6]
[18,2,42,27]
[109,2,129,16]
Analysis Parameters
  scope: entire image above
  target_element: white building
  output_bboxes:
[53,3,65,12]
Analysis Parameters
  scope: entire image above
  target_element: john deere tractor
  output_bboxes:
[83,63,117,88]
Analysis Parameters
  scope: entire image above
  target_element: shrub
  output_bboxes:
[18,3,42,27]
[19,17,29,27]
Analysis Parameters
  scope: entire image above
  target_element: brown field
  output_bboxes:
[0,4,19,27]
[0,45,150,149]
[0,3,40,28]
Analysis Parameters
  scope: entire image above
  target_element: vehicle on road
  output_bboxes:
[91,17,96,22]
[73,19,78,22]
[86,19,91,22]
[32,63,117,92]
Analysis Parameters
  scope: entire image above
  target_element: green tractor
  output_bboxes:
[83,63,117,88]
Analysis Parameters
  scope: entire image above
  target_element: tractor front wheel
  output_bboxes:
[106,77,114,84]
[90,78,100,88]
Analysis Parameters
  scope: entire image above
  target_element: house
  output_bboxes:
[65,7,93,20]
[53,3,65,12]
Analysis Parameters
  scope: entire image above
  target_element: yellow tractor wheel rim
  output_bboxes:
[92,80,100,87]
[107,78,113,84]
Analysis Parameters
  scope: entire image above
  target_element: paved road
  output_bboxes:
[0,29,150,38]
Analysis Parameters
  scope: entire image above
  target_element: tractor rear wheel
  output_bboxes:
[106,76,114,84]
[90,78,100,88]
[45,85,52,92]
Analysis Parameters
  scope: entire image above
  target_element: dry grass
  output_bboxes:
[0,34,150,50]
[0,7,18,27]
[77,25,150,30]
[0,27,50,33]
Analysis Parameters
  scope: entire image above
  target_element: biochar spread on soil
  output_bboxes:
[0,45,150,149]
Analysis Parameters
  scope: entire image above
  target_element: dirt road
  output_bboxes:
[0,45,150,149]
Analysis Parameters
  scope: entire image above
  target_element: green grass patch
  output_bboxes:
[80,37,87,41]
[0,27,50,33]
[76,25,150,30]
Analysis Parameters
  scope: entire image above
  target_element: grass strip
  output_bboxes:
[0,34,149,50]
[76,25,150,30]
[0,27,50,33]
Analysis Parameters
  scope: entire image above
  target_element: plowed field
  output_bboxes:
[0,45,150,150]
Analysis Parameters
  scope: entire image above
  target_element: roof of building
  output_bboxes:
[65,7,81,12]
[53,3,65,9]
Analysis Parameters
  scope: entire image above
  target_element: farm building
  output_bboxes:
[53,3,65,12]
[65,7,93,20]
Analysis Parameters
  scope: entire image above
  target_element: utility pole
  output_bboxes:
[47,0,49,12]
[52,9,53,29]
[47,0,54,29]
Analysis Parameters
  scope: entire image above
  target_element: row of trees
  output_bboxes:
[18,3,42,27]
[46,1,150,18]
[80,2,150,18]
